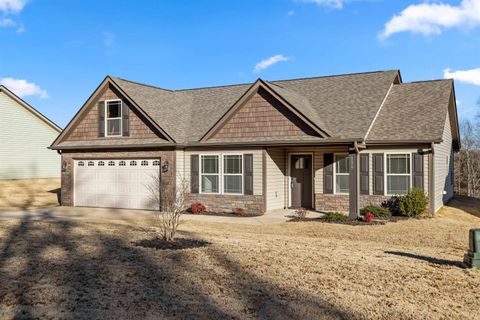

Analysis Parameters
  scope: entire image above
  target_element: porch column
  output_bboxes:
[348,146,360,219]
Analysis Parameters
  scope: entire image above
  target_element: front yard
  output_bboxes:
[0,197,479,319]
[0,179,60,211]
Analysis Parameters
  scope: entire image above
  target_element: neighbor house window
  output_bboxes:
[106,100,122,136]
[335,155,349,194]
[224,155,242,194]
[201,155,219,193]
[386,154,411,195]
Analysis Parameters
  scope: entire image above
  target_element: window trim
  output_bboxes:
[223,154,244,195]
[333,153,349,195]
[385,152,412,196]
[198,153,246,195]
[105,99,123,137]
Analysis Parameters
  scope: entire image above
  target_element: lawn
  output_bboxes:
[0,179,60,211]
[0,198,479,319]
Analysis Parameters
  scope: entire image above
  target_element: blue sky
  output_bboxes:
[0,0,479,128]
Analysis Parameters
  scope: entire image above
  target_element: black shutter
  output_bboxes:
[360,154,369,195]
[323,153,334,194]
[122,101,129,136]
[244,154,253,195]
[373,153,384,195]
[191,155,199,193]
[412,153,424,190]
[98,101,105,137]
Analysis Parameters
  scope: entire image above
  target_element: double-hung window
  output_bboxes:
[224,155,243,194]
[386,154,411,195]
[106,100,122,136]
[335,154,349,194]
[201,155,219,193]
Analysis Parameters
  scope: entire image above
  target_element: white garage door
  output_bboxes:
[74,159,160,210]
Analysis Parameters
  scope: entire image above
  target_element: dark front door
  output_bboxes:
[290,154,313,208]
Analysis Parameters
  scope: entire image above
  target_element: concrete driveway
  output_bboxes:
[0,206,323,225]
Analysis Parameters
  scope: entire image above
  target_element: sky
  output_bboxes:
[0,0,479,128]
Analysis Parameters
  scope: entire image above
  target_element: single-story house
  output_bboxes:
[49,70,460,217]
[0,85,62,179]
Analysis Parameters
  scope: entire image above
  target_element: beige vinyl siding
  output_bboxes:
[434,114,454,212]
[175,149,185,188]
[0,91,60,179]
[265,148,285,210]
[182,149,263,195]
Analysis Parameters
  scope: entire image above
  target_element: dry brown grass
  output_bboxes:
[0,179,60,211]
[0,198,479,319]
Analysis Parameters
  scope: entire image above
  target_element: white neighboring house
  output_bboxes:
[0,85,62,179]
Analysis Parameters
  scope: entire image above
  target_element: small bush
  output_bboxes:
[382,196,402,216]
[323,212,349,222]
[363,212,374,223]
[398,188,428,217]
[190,202,207,214]
[360,205,391,218]
[233,207,246,216]
[293,208,308,220]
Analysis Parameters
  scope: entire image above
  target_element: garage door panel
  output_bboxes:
[74,159,160,210]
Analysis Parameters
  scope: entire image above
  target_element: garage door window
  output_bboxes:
[106,100,122,136]
[78,161,85,166]
[98,161,105,166]
[88,161,94,166]
[130,161,137,166]
[141,160,148,166]
[119,161,126,166]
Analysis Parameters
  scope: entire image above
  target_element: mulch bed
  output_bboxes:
[291,214,433,225]
[132,237,210,250]
[183,212,263,218]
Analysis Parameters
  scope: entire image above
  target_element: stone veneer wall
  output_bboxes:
[316,194,393,213]
[188,194,265,215]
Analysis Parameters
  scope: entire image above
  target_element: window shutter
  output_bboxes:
[373,153,384,195]
[244,154,254,195]
[122,101,129,136]
[323,153,334,194]
[98,101,105,137]
[360,154,369,195]
[190,155,199,193]
[412,153,424,190]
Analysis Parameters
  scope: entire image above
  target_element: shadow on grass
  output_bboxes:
[132,238,210,250]
[0,212,359,319]
[385,251,466,268]
[447,195,480,218]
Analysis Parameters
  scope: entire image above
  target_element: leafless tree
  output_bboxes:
[148,174,189,242]
[455,119,480,198]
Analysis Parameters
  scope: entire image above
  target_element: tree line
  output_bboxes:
[455,119,480,198]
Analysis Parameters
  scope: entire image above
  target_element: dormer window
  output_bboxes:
[105,100,122,136]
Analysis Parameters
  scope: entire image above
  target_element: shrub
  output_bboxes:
[363,212,374,223]
[360,205,391,218]
[190,202,207,214]
[233,207,246,216]
[293,208,308,220]
[382,196,402,216]
[323,212,349,222]
[398,188,428,217]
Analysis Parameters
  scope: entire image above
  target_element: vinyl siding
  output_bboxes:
[182,149,263,196]
[0,92,60,179]
[175,149,185,189]
[434,114,454,212]
[265,148,285,210]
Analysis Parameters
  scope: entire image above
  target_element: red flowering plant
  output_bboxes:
[190,202,207,214]
[364,212,374,223]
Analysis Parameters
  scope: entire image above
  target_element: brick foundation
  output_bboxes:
[188,194,265,215]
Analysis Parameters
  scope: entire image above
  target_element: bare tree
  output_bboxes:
[456,120,480,198]
[148,173,189,242]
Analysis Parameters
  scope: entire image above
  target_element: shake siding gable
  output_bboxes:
[0,91,60,179]
[434,114,454,212]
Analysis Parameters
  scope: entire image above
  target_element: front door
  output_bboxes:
[290,154,313,208]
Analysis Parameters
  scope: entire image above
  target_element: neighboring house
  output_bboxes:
[50,70,460,216]
[0,85,62,180]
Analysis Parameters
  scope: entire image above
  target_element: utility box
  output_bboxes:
[464,228,480,269]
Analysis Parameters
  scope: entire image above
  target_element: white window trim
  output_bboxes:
[105,99,122,137]
[223,154,244,195]
[198,153,245,195]
[333,153,349,195]
[385,152,412,196]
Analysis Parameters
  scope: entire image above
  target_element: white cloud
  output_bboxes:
[254,55,290,73]
[444,68,480,85]
[0,17,14,26]
[0,77,49,99]
[0,0,27,14]
[381,0,480,39]
[299,0,345,9]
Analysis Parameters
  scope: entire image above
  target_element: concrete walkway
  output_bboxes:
[0,206,323,225]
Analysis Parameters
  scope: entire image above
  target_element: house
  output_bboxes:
[0,85,62,180]
[49,70,460,217]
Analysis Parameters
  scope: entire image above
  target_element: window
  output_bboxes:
[141,160,148,166]
[153,160,160,166]
[130,160,137,166]
[106,100,122,136]
[386,154,411,195]
[119,161,126,166]
[108,161,115,166]
[78,161,85,167]
[98,161,105,166]
[335,155,349,194]
[201,155,219,193]
[224,155,242,194]
[88,161,94,166]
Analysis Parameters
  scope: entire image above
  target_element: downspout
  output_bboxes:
[429,142,435,214]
